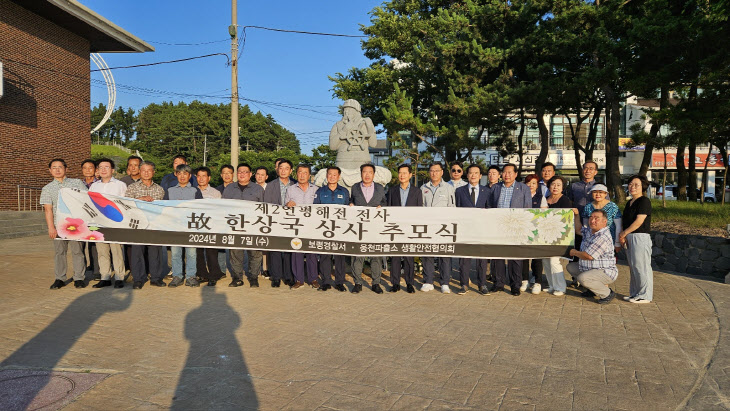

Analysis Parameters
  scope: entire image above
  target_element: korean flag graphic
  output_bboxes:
[87,192,149,229]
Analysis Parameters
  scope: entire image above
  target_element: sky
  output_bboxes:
[82,0,384,155]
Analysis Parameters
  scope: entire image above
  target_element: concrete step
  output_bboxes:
[0,211,47,239]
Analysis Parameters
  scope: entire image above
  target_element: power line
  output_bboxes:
[242,25,366,38]
[90,53,230,72]
[146,39,229,46]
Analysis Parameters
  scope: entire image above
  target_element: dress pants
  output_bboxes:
[130,245,163,283]
[83,242,100,275]
[292,253,318,284]
[459,258,488,287]
[390,256,415,286]
[319,254,346,285]
[522,259,543,284]
[352,256,382,285]
[230,249,263,281]
[54,240,86,281]
[422,257,451,285]
[197,248,225,281]
[96,242,125,280]
[269,251,293,283]
[491,259,523,290]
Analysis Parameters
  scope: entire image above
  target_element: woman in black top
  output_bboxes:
[620,175,653,303]
[521,175,547,293]
[542,175,572,295]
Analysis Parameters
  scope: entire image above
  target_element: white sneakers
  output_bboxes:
[624,296,651,303]
[545,287,554,294]
[552,291,564,296]
[441,285,451,294]
[519,280,529,292]
[420,283,434,292]
[531,284,542,294]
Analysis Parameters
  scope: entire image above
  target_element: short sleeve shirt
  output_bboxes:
[580,226,619,281]
[622,196,651,234]
[40,178,87,223]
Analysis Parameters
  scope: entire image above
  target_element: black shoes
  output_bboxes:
[168,277,184,288]
[229,279,244,287]
[319,284,332,291]
[390,284,400,293]
[271,279,281,288]
[207,280,217,287]
[283,279,293,287]
[457,286,468,295]
[489,285,504,293]
[372,284,384,294]
[150,279,166,287]
[351,284,362,294]
[133,281,144,289]
[92,280,112,288]
[598,289,615,304]
[50,279,66,290]
[479,285,490,295]
[334,284,346,292]
[511,289,521,296]
[262,270,270,278]
[581,289,596,297]
[249,278,259,288]
[406,284,416,293]
[74,280,86,289]
[93,273,101,281]
[114,280,124,289]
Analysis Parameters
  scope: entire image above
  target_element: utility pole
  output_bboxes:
[203,134,208,166]
[230,0,239,179]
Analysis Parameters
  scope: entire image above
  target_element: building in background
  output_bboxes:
[0,0,152,210]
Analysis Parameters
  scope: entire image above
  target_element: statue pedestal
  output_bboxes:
[314,166,392,191]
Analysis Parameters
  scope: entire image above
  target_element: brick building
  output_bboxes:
[0,0,152,210]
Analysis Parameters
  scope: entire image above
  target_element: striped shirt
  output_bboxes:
[580,226,618,280]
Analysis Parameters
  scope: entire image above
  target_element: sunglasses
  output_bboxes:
[451,169,462,173]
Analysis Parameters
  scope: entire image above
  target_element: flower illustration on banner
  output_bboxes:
[83,231,105,241]
[536,212,568,243]
[496,209,536,243]
[57,217,90,239]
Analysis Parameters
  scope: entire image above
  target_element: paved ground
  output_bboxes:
[1,236,728,410]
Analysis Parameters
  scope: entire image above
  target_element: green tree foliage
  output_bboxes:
[131,101,301,179]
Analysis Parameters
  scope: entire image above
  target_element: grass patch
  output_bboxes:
[651,199,730,229]
[91,144,135,160]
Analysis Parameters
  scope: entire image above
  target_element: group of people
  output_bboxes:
[41,155,654,304]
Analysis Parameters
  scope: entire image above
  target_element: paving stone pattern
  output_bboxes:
[0,236,728,410]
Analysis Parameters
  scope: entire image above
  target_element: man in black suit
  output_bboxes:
[263,159,296,288]
[349,163,387,294]
[454,164,490,295]
[386,164,422,293]
[488,163,533,296]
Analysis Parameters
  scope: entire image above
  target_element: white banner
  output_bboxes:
[55,188,574,258]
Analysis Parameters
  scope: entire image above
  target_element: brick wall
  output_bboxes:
[0,0,91,210]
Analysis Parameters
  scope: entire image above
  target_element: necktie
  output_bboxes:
[471,187,476,205]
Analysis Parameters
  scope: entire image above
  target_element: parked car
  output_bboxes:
[656,185,715,202]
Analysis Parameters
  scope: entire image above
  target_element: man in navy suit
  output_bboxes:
[386,164,422,293]
[455,164,490,295]
[489,163,533,296]
[350,163,387,294]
